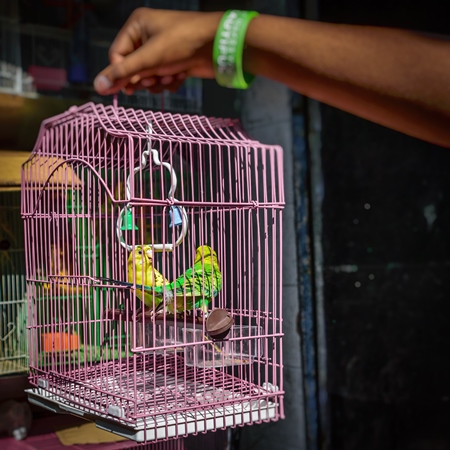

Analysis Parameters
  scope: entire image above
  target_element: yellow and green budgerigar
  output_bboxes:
[127,245,169,310]
[143,245,222,315]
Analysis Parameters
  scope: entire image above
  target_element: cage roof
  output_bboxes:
[35,102,254,145]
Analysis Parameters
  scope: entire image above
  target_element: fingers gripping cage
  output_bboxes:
[117,123,189,254]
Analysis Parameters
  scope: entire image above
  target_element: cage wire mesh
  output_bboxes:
[22,102,284,444]
[0,190,28,375]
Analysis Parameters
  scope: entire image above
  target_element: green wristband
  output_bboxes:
[213,10,259,89]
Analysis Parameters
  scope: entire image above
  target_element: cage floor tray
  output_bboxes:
[26,354,279,443]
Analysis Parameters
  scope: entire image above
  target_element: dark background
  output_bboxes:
[317,1,450,449]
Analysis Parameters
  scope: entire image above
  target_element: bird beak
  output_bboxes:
[145,248,153,260]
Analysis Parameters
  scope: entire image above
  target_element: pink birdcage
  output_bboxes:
[21,102,284,444]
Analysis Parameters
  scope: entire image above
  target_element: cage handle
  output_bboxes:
[117,124,188,253]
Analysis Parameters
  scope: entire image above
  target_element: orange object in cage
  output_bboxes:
[41,332,79,353]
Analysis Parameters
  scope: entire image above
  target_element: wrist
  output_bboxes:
[200,11,224,41]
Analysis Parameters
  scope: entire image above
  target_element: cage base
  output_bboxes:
[0,360,28,376]
[27,387,277,442]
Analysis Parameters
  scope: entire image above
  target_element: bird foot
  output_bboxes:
[136,307,166,321]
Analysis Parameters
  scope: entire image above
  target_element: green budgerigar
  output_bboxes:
[145,245,222,315]
[127,245,169,310]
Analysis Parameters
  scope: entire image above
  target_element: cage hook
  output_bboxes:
[117,122,188,253]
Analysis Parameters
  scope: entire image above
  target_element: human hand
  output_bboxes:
[93,8,223,95]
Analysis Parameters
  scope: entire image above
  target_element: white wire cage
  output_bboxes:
[0,190,28,375]
[22,102,285,444]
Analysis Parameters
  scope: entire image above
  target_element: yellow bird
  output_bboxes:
[160,245,222,316]
[127,245,169,310]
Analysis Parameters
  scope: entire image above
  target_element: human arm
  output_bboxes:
[94,8,450,147]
